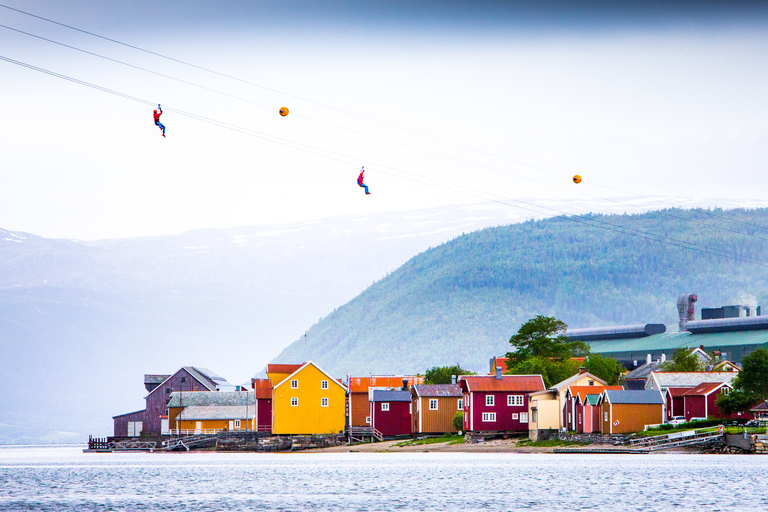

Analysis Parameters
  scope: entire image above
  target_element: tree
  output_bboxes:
[506,315,587,363]
[716,348,768,415]
[424,364,475,385]
[453,412,463,432]
[659,347,705,372]
[509,356,580,389]
[585,354,624,386]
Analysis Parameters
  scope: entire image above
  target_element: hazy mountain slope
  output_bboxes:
[271,208,768,376]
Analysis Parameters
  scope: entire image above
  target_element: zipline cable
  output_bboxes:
[2,2,767,236]
[3,53,768,269]
[3,23,768,246]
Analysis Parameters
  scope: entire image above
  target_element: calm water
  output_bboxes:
[1,446,767,511]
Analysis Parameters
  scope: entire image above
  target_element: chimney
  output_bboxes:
[402,378,408,391]
[677,293,698,331]
[451,375,457,385]
[495,366,502,380]
[661,353,667,363]
[646,354,652,365]
[578,367,586,374]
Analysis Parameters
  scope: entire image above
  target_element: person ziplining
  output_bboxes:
[357,166,370,195]
[153,104,166,137]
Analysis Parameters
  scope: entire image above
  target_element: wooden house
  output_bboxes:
[113,367,236,437]
[411,384,463,434]
[251,378,273,432]
[682,382,753,421]
[370,389,412,437]
[348,375,424,427]
[564,385,622,432]
[270,361,347,435]
[578,394,603,434]
[526,370,607,440]
[168,390,256,434]
[460,370,545,433]
[598,390,664,434]
[664,387,689,421]
[751,400,768,420]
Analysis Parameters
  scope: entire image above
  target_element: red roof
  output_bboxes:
[683,382,730,397]
[666,387,690,397]
[252,378,273,399]
[569,385,622,402]
[267,364,303,374]
[348,375,424,393]
[460,375,545,393]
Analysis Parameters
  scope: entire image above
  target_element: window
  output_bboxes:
[588,380,595,386]
[365,416,371,424]
[234,419,241,428]
[722,388,730,395]
[604,412,608,421]
[507,395,523,406]
[321,397,329,407]
[429,399,438,411]
[381,402,389,411]
[532,410,538,422]
[291,380,299,389]
[512,413,519,420]
[482,412,496,422]
[485,395,495,406]
[520,412,528,424]
[291,397,298,407]
[321,380,328,389]
[578,414,582,423]
[457,399,463,410]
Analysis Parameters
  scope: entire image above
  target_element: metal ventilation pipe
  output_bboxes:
[677,293,698,331]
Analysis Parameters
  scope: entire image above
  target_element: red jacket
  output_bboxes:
[153,110,162,122]
[357,171,364,185]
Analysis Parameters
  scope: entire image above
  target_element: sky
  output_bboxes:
[1,1,768,240]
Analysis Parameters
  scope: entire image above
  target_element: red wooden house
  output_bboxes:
[370,389,412,437]
[664,387,688,421]
[565,385,622,432]
[577,394,603,434]
[682,382,754,422]
[460,370,545,433]
[251,378,273,432]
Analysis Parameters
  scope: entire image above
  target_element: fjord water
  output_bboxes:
[1,447,766,511]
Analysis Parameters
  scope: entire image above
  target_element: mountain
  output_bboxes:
[270,208,768,377]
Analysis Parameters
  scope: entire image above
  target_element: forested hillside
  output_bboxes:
[271,208,768,375]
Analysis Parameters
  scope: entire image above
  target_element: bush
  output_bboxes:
[453,412,463,432]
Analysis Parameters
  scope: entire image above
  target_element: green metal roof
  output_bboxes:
[588,330,768,354]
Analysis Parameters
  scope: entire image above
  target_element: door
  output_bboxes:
[195,421,202,434]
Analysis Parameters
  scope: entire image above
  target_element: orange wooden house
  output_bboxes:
[348,375,424,427]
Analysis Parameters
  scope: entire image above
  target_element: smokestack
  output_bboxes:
[578,367,586,374]
[495,366,502,380]
[661,353,667,363]
[677,293,698,331]
[451,375,457,384]
[402,378,408,391]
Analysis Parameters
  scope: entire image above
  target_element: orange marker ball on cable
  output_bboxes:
[279,107,289,117]
[573,175,582,184]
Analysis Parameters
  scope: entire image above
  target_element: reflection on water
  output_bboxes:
[0,447,766,511]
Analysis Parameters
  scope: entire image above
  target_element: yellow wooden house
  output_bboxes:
[268,361,347,435]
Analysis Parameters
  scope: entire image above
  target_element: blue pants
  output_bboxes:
[359,183,369,194]
[155,121,165,135]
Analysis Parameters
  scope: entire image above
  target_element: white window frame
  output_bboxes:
[381,402,390,411]
[520,412,528,424]
[291,397,298,407]
[485,395,495,406]
[234,419,241,428]
[482,412,496,422]
[365,416,371,424]
[429,399,438,411]
[457,399,463,410]
[321,380,329,389]
[512,413,519,420]
[321,397,329,407]
[291,379,299,389]
[604,412,608,421]
[507,395,524,406]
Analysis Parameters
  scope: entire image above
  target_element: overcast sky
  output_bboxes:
[2,1,768,240]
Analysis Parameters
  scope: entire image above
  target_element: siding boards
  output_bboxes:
[417,396,460,434]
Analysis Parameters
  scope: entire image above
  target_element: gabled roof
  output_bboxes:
[168,390,255,408]
[348,375,424,393]
[602,390,664,405]
[666,387,690,398]
[569,385,622,403]
[648,372,737,389]
[267,364,304,375]
[460,375,545,393]
[371,389,412,402]
[682,382,731,397]
[412,384,462,398]
[751,400,768,413]
[584,394,601,406]
[146,366,226,398]
[144,374,171,385]
[550,372,607,391]
[624,362,661,380]
[273,361,348,392]
[178,405,255,421]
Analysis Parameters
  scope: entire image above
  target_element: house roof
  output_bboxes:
[412,384,462,398]
[144,374,171,385]
[649,372,737,388]
[178,405,255,421]
[252,378,273,399]
[624,362,661,380]
[348,375,424,393]
[146,366,229,398]
[267,364,304,375]
[751,400,768,412]
[273,361,348,392]
[623,380,647,390]
[584,394,601,406]
[460,375,545,393]
[682,382,730,397]
[167,390,255,408]
[602,390,664,405]
[569,385,622,403]
[666,387,690,398]
[549,372,607,391]
[371,389,412,402]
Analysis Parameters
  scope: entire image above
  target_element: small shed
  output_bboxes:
[169,390,256,434]
[411,384,463,434]
[598,390,664,434]
[370,389,412,437]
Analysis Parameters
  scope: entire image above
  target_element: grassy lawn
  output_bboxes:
[516,439,591,447]
[395,435,464,447]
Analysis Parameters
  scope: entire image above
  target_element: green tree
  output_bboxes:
[453,412,463,432]
[424,364,475,384]
[716,348,768,415]
[508,356,580,389]
[585,354,624,386]
[506,315,587,363]
[659,347,705,372]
